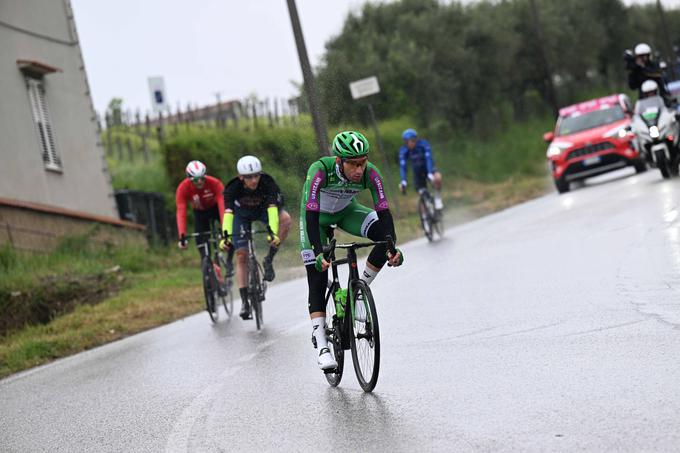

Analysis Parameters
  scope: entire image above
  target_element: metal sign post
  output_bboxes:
[349,76,400,215]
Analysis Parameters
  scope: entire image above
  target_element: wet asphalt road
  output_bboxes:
[2,168,680,452]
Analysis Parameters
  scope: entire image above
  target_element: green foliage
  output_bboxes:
[427,116,555,182]
[317,0,680,129]
[107,97,124,126]
[0,243,17,272]
[163,126,320,212]
[0,231,162,294]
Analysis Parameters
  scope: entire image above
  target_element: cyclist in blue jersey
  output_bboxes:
[398,129,444,212]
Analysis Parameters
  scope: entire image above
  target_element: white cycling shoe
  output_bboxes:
[317,347,338,370]
[434,197,444,210]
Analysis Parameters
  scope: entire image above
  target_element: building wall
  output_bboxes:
[0,201,147,252]
[0,0,117,218]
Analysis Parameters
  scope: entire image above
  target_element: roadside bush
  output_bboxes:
[0,244,17,272]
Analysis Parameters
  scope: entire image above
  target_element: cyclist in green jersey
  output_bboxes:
[300,130,404,370]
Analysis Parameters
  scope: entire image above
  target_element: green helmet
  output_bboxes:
[332,131,370,158]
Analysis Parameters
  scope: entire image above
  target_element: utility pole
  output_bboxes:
[657,0,678,81]
[286,0,329,155]
[528,0,559,118]
[366,103,400,216]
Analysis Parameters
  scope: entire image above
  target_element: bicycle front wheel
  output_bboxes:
[249,259,264,330]
[201,257,219,323]
[433,208,444,239]
[220,282,234,318]
[349,280,380,392]
[217,253,234,318]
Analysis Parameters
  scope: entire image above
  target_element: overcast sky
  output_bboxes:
[71,0,680,115]
[71,0,373,114]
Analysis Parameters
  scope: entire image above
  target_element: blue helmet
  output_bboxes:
[402,128,417,140]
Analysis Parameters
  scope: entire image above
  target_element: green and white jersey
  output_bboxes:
[299,156,389,215]
[298,157,391,264]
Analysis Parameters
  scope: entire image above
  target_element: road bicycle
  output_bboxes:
[322,232,395,393]
[417,185,443,242]
[231,225,270,330]
[188,230,234,322]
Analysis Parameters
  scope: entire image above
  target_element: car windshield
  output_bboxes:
[557,105,625,136]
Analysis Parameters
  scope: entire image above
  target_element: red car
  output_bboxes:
[544,94,646,193]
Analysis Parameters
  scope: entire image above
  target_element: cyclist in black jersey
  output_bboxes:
[219,155,292,320]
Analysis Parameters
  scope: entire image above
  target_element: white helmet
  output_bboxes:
[635,43,652,56]
[237,155,262,175]
[185,160,207,178]
[641,79,658,94]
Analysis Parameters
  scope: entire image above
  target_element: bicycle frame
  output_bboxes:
[233,225,270,328]
[187,230,225,322]
[323,235,394,349]
[235,225,270,277]
[417,184,434,206]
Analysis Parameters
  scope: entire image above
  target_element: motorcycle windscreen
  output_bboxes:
[635,96,665,126]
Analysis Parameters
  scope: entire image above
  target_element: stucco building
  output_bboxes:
[0,0,142,250]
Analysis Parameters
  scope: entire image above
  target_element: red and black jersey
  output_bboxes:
[223,173,282,212]
[175,175,225,237]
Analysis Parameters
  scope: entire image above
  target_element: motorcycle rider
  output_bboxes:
[626,43,672,106]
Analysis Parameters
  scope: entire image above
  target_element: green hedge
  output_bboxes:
[160,114,552,216]
[161,120,414,215]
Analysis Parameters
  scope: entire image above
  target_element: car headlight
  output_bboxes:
[546,142,572,158]
[650,125,660,139]
[603,125,630,139]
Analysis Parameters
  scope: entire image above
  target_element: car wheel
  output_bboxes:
[555,177,570,194]
[633,159,647,173]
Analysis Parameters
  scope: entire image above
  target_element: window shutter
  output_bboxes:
[26,77,61,170]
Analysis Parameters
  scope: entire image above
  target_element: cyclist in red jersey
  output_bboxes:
[175,160,225,258]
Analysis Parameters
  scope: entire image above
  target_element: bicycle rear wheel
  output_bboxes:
[419,195,433,242]
[324,287,345,387]
[349,280,380,392]
[201,257,219,323]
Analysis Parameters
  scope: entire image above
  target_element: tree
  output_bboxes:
[107,98,124,126]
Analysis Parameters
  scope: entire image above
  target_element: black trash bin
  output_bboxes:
[115,190,175,246]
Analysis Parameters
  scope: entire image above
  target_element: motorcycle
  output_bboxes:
[631,95,680,179]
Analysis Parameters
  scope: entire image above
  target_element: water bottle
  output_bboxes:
[334,288,347,319]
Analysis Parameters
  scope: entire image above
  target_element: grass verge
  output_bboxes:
[0,266,200,378]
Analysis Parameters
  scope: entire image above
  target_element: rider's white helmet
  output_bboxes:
[641,79,659,94]
[185,160,207,178]
[635,43,652,56]
[237,155,262,175]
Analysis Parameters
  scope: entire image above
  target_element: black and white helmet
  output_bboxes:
[237,155,262,175]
